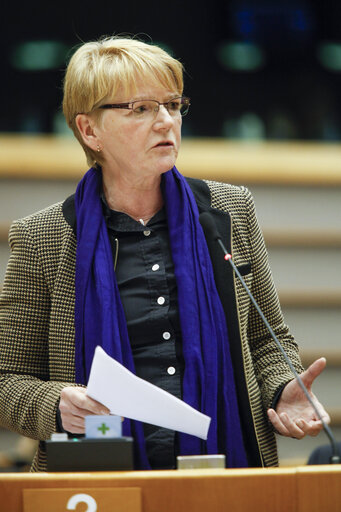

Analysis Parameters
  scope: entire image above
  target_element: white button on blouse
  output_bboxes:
[157,296,165,305]
[152,264,160,271]
[143,230,151,236]
[167,366,176,375]
[162,331,171,340]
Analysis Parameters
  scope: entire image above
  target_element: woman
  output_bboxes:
[0,37,329,472]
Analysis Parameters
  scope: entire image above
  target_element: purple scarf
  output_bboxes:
[75,166,247,469]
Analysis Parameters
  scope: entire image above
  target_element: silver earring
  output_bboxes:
[96,145,101,153]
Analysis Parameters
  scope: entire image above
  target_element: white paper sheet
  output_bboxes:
[86,346,211,440]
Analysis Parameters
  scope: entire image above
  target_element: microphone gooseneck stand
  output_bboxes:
[199,211,340,464]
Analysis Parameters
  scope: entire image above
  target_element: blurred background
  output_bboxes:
[0,0,340,470]
[1,0,341,140]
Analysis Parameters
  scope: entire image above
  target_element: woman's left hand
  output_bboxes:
[267,357,330,438]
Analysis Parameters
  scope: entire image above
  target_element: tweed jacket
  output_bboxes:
[0,176,303,471]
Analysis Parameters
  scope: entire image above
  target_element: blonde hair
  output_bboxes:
[63,37,184,167]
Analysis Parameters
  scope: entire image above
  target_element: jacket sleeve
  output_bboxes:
[0,219,75,441]
[242,187,304,410]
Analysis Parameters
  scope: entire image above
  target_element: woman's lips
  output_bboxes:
[154,141,174,147]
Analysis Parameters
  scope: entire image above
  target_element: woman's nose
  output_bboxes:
[153,105,175,128]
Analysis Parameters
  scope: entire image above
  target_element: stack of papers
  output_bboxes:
[86,346,211,440]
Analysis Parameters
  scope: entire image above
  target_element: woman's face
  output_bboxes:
[93,81,182,183]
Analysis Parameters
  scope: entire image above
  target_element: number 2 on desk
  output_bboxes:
[67,493,97,512]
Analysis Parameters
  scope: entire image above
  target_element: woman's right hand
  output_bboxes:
[59,386,110,434]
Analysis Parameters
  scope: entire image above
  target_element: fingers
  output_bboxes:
[268,409,304,438]
[59,386,110,434]
[268,408,325,439]
[62,413,86,434]
[320,410,331,425]
[309,394,331,425]
[268,408,291,436]
[60,387,110,415]
[300,357,326,389]
[296,418,323,437]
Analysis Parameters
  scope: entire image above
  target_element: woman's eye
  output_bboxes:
[133,103,150,114]
[168,101,181,111]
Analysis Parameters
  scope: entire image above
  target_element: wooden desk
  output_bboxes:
[0,466,340,512]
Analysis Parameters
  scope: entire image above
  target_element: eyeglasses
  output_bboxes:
[97,96,190,119]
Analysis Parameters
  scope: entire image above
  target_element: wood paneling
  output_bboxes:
[1,136,341,185]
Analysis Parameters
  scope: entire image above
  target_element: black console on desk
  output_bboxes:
[46,437,134,472]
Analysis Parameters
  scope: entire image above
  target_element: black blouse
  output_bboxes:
[103,201,184,469]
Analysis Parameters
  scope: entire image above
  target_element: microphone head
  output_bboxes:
[199,212,221,241]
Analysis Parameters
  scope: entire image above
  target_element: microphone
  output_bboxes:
[199,211,340,464]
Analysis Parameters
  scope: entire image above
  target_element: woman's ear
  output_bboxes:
[75,114,100,152]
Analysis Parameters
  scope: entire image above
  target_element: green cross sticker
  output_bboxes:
[98,422,110,435]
